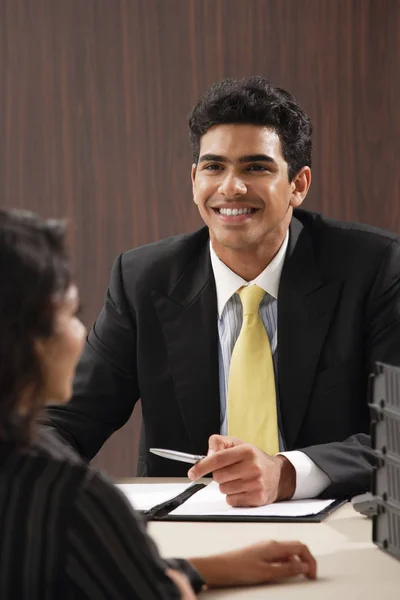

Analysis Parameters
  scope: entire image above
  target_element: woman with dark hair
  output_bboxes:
[0,209,316,599]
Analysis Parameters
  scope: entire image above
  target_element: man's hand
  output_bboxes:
[188,435,296,506]
[189,540,317,588]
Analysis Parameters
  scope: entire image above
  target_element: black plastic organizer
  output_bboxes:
[373,501,400,561]
[373,452,400,510]
[369,362,400,561]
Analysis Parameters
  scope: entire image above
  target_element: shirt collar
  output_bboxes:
[210,230,289,318]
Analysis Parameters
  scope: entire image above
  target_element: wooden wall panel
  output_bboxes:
[1,0,399,477]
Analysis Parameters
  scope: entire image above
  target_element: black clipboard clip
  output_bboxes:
[144,483,206,521]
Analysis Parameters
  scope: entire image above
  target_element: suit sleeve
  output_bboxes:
[43,254,140,461]
[301,237,400,498]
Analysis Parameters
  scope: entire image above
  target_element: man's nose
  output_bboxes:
[218,173,247,196]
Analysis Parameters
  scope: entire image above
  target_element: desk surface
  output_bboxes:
[121,478,400,599]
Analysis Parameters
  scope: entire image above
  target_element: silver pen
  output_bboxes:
[150,448,206,464]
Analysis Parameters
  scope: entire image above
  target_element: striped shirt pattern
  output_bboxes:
[0,430,197,600]
[218,292,285,449]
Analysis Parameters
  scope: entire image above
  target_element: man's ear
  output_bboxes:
[191,163,197,200]
[289,166,311,209]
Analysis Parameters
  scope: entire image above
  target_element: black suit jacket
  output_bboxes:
[46,209,400,498]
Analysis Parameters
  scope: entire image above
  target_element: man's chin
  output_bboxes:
[211,232,256,252]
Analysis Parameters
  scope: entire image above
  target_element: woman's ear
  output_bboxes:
[33,337,49,362]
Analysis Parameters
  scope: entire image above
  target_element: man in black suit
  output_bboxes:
[46,76,400,506]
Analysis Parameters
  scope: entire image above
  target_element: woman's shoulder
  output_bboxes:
[31,427,122,507]
[0,427,99,500]
[0,426,123,521]
[31,426,88,464]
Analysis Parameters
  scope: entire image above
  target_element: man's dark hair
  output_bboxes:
[188,76,312,181]
[0,209,71,445]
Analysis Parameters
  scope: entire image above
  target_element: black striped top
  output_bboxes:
[0,429,202,599]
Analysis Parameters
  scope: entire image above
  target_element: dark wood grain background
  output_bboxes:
[1,0,399,476]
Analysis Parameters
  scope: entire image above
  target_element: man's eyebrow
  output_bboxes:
[238,154,277,164]
[198,153,277,165]
[198,154,228,163]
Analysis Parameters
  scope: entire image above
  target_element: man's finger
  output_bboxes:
[212,461,254,485]
[224,491,264,508]
[208,434,228,452]
[218,476,262,496]
[188,445,246,480]
[208,434,244,452]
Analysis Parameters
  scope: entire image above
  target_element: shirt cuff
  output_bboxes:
[278,451,331,499]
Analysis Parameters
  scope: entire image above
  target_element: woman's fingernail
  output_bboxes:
[188,469,195,480]
[207,449,215,456]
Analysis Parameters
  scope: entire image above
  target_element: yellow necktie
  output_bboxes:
[227,285,279,455]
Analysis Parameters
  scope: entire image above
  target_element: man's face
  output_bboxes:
[192,124,309,253]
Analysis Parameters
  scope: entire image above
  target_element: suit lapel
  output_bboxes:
[278,217,342,449]
[152,237,220,454]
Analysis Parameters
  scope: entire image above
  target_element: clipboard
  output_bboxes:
[134,481,346,523]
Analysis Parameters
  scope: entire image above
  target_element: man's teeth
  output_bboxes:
[218,208,254,216]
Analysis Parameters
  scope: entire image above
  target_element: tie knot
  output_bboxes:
[238,285,265,315]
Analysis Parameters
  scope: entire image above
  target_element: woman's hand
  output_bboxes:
[189,540,317,588]
[166,569,197,599]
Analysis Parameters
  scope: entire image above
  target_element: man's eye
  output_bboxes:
[204,164,222,171]
[247,164,268,172]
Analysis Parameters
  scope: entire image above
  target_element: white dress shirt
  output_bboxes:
[210,234,331,499]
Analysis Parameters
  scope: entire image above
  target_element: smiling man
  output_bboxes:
[46,77,400,506]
